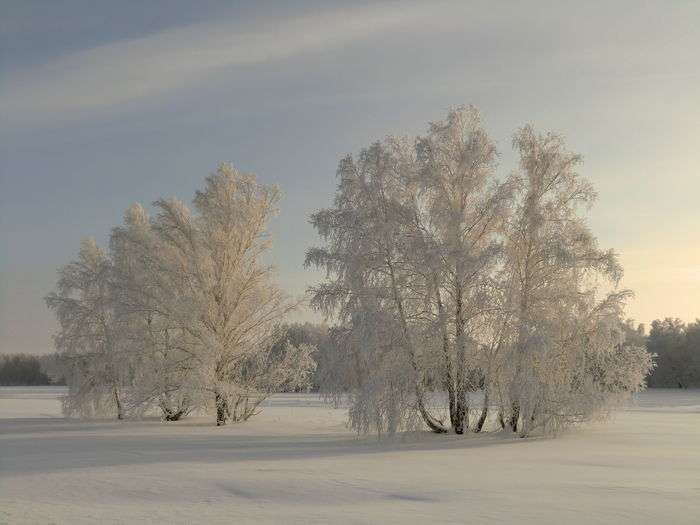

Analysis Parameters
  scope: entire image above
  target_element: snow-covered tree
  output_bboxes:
[308,108,653,437]
[110,203,196,420]
[308,107,518,434]
[123,164,315,425]
[49,164,315,426]
[307,138,451,434]
[413,106,518,433]
[500,125,653,436]
[46,239,129,419]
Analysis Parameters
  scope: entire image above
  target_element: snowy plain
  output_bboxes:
[1,387,698,524]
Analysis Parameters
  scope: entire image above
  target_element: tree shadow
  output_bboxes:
[0,416,531,477]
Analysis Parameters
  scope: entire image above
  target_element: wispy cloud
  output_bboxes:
[0,1,459,121]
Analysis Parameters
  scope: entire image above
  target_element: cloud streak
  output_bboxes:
[0,1,460,121]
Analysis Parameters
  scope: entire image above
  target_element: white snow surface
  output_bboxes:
[1,388,699,524]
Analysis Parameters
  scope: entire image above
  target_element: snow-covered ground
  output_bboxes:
[1,388,698,524]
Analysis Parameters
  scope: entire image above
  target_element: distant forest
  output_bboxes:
[0,354,59,386]
[643,318,700,388]
[1,319,698,388]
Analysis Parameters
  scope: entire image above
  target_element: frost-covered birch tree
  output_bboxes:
[49,164,315,425]
[307,139,450,434]
[413,106,517,433]
[500,125,653,436]
[308,107,653,437]
[307,107,517,434]
[127,164,314,425]
[46,239,129,419]
[110,203,196,420]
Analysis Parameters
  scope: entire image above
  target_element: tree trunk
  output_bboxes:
[159,392,190,421]
[161,408,186,421]
[215,391,229,426]
[434,278,458,433]
[417,396,449,433]
[160,401,189,421]
[452,278,467,434]
[475,388,489,432]
[113,387,124,420]
[510,255,532,437]
[510,402,519,433]
[452,386,467,434]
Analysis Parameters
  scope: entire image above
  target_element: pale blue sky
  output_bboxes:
[1,1,699,353]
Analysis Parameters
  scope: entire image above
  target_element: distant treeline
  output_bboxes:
[644,318,700,388]
[2,319,697,388]
[0,354,64,386]
[269,320,700,390]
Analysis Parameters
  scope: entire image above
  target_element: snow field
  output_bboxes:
[1,388,698,524]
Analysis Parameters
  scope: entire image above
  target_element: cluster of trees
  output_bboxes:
[46,105,657,436]
[307,106,653,437]
[46,166,316,425]
[645,319,700,388]
[0,354,52,386]
[28,315,694,394]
